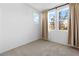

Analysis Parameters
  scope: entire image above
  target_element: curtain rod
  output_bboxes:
[48,3,69,11]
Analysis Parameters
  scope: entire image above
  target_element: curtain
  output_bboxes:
[68,3,79,48]
[42,10,48,40]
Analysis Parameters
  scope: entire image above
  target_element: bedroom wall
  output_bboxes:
[0,3,41,53]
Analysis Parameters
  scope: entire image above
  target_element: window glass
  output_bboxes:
[59,7,69,30]
[59,20,68,30]
[59,8,69,20]
[48,5,69,31]
[48,9,56,30]
[33,12,40,24]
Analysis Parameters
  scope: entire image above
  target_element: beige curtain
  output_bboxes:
[42,10,48,40]
[68,3,79,48]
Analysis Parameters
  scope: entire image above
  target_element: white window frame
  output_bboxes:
[48,4,69,31]
[57,4,69,31]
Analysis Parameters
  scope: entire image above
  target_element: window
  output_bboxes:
[58,5,69,30]
[33,12,40,24]
[48,4,69,31]
[48,9,56,30]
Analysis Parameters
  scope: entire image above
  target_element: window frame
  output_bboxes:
[48,9,57,31]
[48,4,69,31]
[57,5,69,31]
[33,12,40,24]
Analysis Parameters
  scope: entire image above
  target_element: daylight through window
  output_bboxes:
[48,4,69,31]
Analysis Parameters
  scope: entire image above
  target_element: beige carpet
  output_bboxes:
[0,39,79,56]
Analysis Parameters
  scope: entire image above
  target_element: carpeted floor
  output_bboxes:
[0,39,79,56]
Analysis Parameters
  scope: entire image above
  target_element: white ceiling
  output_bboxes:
[28,3,65,11]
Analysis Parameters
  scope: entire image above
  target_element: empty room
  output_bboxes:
[0,3,79,56]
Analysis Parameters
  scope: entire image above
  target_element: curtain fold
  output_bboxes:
[68,3,79,48]
[42,10,48,40]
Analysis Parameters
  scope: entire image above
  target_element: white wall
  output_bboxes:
[0,3,41,53]
[48,30,68,45]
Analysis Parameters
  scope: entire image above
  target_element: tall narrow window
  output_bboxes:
[48,9,56,31]
[33,12,40,24]
[58,5,69,30]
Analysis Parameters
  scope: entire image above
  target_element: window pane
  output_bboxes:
[33,12,40,24]
[59,6,69,30]
[59,20,68,30]
[48,22,55,30]
[48,9,56,30]
[59,8,69,21]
